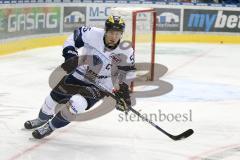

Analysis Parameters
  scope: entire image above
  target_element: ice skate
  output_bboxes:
[32,122,54,139]
[24,118,48,129]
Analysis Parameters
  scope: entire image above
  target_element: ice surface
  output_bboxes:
[0,44,240,160]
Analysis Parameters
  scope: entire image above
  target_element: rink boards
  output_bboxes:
[1,3,240,55]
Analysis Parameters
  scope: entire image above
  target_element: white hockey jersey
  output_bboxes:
[63,26,135,92]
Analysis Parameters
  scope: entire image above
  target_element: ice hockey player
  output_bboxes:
[24,15,135,139]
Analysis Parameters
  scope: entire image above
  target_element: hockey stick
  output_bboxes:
[88,81,194,141]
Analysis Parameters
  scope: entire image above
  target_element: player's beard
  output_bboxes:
[103,36,120,50]
[107,40,116,47]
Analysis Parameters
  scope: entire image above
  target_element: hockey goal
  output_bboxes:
[110,7,157,90]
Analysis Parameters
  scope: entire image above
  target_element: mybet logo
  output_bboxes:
[187,11,240,31]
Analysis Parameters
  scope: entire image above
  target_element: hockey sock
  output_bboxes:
[38,109,53,121]
[49,111,70,129]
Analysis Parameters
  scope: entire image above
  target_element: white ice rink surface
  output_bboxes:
[0,43,240,160]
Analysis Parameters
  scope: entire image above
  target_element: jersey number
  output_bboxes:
[130,54,135,64]
[82,27,91,32]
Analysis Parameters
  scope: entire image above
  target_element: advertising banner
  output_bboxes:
[63,6,86,32]
[0,7,61,40]
[87,6,111,28]
[155,8,181,31]
[183,9,240,33]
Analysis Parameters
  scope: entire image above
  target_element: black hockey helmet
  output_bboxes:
[105,16,125,32]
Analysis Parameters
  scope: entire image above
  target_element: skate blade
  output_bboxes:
[21,128,35,131]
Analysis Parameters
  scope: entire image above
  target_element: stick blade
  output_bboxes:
[171,129,194,141]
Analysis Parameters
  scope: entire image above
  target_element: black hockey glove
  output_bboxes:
[114,83,131,113]
[61,56,78,74]
[61,46,79,74]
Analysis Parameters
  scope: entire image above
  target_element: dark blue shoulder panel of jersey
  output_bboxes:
[74,27,84,48]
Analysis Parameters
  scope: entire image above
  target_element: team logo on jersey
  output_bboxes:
[110,54,121,64]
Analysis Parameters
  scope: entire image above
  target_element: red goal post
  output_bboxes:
[132,8,156,82]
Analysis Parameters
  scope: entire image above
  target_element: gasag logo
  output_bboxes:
[0,7,61,39]
[3,7,60,33]
[8,12,58,32]
[0,17,3,31]
[0,7,60,39]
